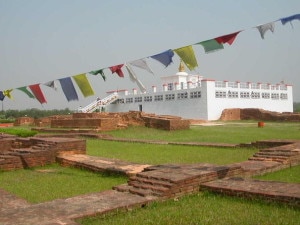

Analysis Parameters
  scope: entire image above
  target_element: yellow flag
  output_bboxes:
[72,73,95,97]
[3,89,13,99]
[174,45,198,70]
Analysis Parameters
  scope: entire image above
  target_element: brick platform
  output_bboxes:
[201,177,300,207]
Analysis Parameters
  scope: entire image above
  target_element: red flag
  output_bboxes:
[109,64,124,78]
[29,84,47,104]
[215,31,241,45]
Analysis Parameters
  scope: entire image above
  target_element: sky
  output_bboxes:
[0,0,299,111]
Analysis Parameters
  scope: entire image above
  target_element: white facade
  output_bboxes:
[104,64,293,120]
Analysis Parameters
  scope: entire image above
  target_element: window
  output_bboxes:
[261,84,269,90]
[280,93,288,100]
[190,91,201,99]
[271,85,279,90]
[154,95,163,101]
[228,82,238,88]
[215,81,226,88]
[167,83,173,91]
[280,85,287,91]
[144,96,152,102]
[271,93,279,100]
[115,99,124,104]
[165,94,175,100]
[134,97,142,103]
[251,92,260,99]
[177,92,188,100]
[240,92,250,98]
[262,93,270,99]
[251,83,260,89]
[215,91,226,98]
[240,83,249,89]
[126,98,133,103]
[228,91,238,98]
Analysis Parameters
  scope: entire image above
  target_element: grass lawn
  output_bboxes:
[77,191,300,225]
[106,122,300,144]
[254,165,300,183]
[0,163,127,203]
[87,140,257,165]
[0,121,299,224]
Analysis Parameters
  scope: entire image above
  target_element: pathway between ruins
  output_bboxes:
[0,139,299,224]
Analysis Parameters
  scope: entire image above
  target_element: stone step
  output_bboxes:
[256,151,297,157]
[128,181,170,194]
[129,176,173,189]
[248,157,287,163]
[252,154,290,159]
[129,187,163,197]
[113,184,131,193]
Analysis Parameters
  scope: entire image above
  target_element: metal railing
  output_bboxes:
[78,92,118,113]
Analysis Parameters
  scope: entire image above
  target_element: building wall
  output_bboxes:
[106,79,293,121]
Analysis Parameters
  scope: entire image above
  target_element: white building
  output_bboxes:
[81,62,293,120]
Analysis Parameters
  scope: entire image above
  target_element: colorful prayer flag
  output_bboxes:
[256,22,275,39]
[0,91,5,101]
[58,77,79,102]
[196,39,224,53]
[29,84,47,104]
[89,69,106,81]
[173,45,198,71]
[44,80,58,90]
[129,59,154,74]
[17,86,35,99]
[150,49,174,67]
[215,31,241,45]
[3,89,13,99]
[109,64,124,78]
[73,73,95,97]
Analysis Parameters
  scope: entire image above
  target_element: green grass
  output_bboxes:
[0,163,127,203]
[87,140,257,165]
[0,127,37,137]
[254,165,300,183]
[105,122,300,144]
[77,191,300,225]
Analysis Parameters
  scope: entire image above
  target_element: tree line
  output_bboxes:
[0,108,73,119]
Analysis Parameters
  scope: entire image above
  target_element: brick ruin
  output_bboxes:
[220,108,300,121]
[15,111,191,131]
[0,134,86,171]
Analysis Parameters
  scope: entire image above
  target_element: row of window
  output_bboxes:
[215,81,288,91]
[215,91,288,100]
[115,91,202,104]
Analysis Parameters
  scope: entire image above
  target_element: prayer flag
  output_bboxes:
[58,77,79,102]
[89,69,106,81]
[125,64,146,93]
[173,45,198,71]
[150,49,174,67]
[44,80,58,90]
[280,14,300,26]
[215,31,241,45]
[17,86,35,99]
[3,89,13,99]
[256,22,275,39]
[73,73,95,97]
[196,39,224,53]
[109,64,124,78]
[0,91,5,101]
[129,59,154,74]
[29,84,47,104]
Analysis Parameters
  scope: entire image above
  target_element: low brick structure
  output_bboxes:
[13,117,34,126]
[220,108,300,121]
[50,111,190,131]
[0,135,86,171]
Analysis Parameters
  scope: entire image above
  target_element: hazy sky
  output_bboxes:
[0,0,299,111]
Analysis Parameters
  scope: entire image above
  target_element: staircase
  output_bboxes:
[248,141,300,165]
[113,164,243,198]
[78,92,118,113]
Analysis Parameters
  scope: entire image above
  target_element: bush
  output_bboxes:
[0,128,37,137]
